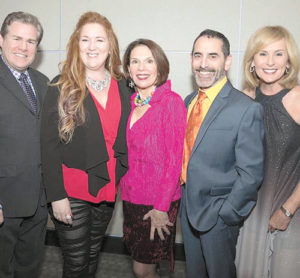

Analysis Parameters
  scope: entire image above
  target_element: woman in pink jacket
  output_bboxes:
[120,39,186,278]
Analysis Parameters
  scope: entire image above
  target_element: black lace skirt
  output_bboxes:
[122,199,180,272]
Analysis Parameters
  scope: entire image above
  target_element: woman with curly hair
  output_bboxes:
[41,11,131,277]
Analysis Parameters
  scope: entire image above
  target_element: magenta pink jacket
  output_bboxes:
[120,80,187,212]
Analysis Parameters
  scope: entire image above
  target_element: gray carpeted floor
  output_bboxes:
[39,246,186,277]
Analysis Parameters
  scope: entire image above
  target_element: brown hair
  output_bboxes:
[243,26,299,91]
[55,11,121,143]
[0,11,43,45]
[123,39,169,87]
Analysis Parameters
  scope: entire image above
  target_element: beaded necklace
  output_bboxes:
[134,92,153,107]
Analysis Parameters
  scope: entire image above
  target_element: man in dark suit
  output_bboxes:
[180,29,264,278]
[0,12,49,278]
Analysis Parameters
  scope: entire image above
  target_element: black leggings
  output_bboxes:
[50,198,114,278]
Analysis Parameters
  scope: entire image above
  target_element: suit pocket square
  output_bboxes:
[210,186,232,196]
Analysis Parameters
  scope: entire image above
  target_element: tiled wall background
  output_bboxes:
[1,0,299,241]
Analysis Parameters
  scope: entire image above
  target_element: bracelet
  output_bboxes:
[280,205,293,218]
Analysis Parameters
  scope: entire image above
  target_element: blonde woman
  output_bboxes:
[237,26,300,278]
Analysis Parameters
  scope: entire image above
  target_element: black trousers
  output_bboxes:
[50,198,114,278]
[0,203,48,278]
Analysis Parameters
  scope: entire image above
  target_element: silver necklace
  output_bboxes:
[86,70,111,92]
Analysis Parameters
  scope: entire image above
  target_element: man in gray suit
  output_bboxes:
[180,29,264,278]
[0,12,49,278]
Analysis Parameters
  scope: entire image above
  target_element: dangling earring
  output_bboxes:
[250,65,255,73]
[109,55,112,69]
[106,53,112,72]
[129,79,135,88]
[128,78,136,91]
[128,68,135,89]
[285,67,289,74]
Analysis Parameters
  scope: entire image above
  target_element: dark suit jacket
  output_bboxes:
[41,76,131,202]
[0,58,49,217]
[182,80,264,232]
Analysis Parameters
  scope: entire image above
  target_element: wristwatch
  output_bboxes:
[280,205,293,218]
[0,204,2,210]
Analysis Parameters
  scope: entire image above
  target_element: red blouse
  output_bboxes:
[62,78,121,203]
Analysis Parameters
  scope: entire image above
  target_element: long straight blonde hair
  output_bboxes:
[55,11,122,143]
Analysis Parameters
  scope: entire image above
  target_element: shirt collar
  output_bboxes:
[1,55,29,80]
[201,76,227,102]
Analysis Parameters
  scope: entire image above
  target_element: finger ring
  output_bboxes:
[65,214,72,220]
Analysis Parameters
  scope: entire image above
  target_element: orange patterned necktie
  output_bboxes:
[181,90,207,183]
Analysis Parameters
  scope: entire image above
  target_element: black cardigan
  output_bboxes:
[41,76,131,202]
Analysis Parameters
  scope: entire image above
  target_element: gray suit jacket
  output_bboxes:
[183,80,264,232]
[0,58,49,217]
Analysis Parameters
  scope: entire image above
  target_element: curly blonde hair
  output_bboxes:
[55,11,122,143]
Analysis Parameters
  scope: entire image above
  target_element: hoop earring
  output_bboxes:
[250,66,255,73]
[285,67,289,74]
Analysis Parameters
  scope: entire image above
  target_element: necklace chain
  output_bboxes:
[86,70,111,92]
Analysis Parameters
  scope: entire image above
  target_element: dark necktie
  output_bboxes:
[19,73,37,114]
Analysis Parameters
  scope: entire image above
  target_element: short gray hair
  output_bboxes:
[1,11,43,45]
